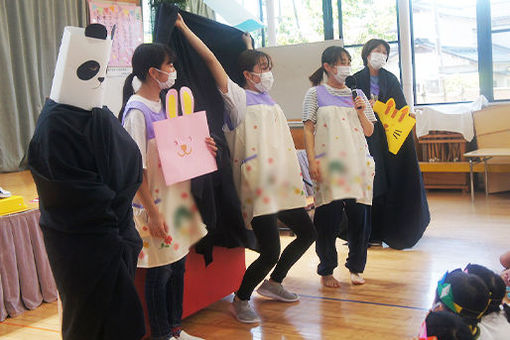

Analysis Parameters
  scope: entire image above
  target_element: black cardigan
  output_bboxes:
[353,67,430,249]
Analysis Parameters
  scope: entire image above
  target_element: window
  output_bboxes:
[212,0,265,47]
[272,0,324,45]
[212,0,324,47]
[249,0,324,46]
[412,0,480,104]
[142,0,153,43]
[490,0,510,101]
[338,0,401,80]
[339,0,398,46]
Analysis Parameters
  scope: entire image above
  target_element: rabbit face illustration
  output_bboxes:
[174,136,193,157]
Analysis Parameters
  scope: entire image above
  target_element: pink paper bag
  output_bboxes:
[153,111,217,186]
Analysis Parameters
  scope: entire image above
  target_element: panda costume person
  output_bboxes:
[28,24,145,340]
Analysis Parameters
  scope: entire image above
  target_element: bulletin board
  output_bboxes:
[88,0,143,67]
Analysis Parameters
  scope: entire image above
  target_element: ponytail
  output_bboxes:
[310,46,352,86]
[309,66,325,86]
[117,43,176,122]
[118,73,136,122]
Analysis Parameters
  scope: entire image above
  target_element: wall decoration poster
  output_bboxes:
[88,1,143,67]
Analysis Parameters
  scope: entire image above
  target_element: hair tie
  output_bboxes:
[132,75,141,91]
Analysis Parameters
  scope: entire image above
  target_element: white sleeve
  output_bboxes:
[302,87,319,123]
[122,109,147,169]
[219,78,247,130]
[357,89,377,122]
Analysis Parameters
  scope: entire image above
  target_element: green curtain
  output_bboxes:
[0,0,87,172]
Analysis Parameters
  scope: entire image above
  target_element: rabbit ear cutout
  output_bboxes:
[180,86,194,115]
[166,89,178,118]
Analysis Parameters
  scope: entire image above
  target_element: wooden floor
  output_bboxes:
[1,171,509,339]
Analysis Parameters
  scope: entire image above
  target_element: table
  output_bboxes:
[463,148,510,201]
[0,209,58,321]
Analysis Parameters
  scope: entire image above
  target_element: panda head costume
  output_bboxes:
[49,24,113,111]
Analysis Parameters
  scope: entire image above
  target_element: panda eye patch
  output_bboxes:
[77,60,101,80]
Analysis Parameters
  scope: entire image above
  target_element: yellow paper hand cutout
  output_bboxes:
[373,98,416,155]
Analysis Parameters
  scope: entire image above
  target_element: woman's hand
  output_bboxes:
[354,96,366,115]
[502,269,510,286]
[147,210,169,239]
[205,137,218,157]
[242,32,253,49]
[175,13,187,30]
[309,160,322,183]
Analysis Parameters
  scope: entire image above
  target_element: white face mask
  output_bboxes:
[154,68,177,89]
[369,52,387,70]
[333,65,351,84]
[249,71,274,93]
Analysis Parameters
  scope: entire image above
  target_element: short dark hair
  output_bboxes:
[434,269,490,334]
[238,50,273,86]
[465,264,506,315]
[425,311,474,340]
[361,39,390,66]
[119,43,176,120]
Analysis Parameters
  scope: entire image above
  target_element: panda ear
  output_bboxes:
[85,24,107,40]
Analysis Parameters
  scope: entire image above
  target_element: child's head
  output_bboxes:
[464,264,506,315]
[238,49,273,91]
[119,43,176,119]
[420,311,473,340]
[309,46,352,86]
[433,269,490,337]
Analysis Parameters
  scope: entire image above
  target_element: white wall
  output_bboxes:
[103,67,131,117]
[260,39,344,121]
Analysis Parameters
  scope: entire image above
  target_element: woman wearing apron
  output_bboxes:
[304,46,376,288]
[176,14,317,324]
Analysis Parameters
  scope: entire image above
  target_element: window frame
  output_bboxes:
[410,0,509,105]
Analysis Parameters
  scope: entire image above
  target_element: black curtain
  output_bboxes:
[153,4,257,264]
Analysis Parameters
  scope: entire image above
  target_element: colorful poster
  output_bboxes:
[88,1,143,67]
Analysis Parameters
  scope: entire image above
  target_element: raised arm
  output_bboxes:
[175,14,229,93]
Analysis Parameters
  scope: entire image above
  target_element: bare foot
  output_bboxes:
[350,272,366,285]
[321,275,341,288]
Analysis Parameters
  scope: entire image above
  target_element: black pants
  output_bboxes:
[369,195,384,242]
[314,199,370,275]
[236,207,317,301]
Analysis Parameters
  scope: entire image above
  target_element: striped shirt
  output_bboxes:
[302,84,377,123]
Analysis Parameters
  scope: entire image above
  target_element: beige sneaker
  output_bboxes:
[232,297,261,323]
[256,279,299,302]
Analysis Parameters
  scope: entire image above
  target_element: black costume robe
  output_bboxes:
[353,67,430,249]
[154,5,257,263]
[28,100,145,340]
